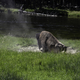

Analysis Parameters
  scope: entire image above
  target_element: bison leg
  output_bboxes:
[40,37,48,52]
[41,42,47,52]
[36,33,42,49]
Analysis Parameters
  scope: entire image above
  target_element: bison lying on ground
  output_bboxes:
[36,31,67,53]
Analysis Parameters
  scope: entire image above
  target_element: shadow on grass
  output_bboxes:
[0,72,27,80]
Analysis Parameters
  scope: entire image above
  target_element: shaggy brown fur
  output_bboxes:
[36,31,67,53]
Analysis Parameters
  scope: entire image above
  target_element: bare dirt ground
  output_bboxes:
[17,45,41,52]
[66,47,77,54]
[16,45,78,54]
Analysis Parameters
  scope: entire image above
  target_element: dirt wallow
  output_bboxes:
[17,45,41,52]
[16,45,78,54]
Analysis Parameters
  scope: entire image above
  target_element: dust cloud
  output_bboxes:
[1,0,43,38]
[1,1,78,54]
[6,14,43,38]
[66,47,77,54]
[0,1,41,52]
[16,45,78,54]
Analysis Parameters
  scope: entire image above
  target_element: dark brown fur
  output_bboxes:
[36,31,67,53]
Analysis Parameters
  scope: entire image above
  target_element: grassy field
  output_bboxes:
[0,35,37,50]
[67,10,80,18]
[0,35,79,51]
[25,8,80,18]
[1,5,80,18]
[0,50,80,80]
[0,35,80,80]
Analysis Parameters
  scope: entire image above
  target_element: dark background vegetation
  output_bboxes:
[0,0,80,11]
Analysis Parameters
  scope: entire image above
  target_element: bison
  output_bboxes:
[36,31,67,53]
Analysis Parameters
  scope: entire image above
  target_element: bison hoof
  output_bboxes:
[40,48,43,51]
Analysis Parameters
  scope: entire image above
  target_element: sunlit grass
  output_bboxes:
[0,35,80,51]
[0,50,80,80]
[25,9,35,12]
[7,8,19,12]
[0,35,37,50]
[0,35,80,80]
[0,5,80,18]
[67,10,80,18]
[60,39,80,51]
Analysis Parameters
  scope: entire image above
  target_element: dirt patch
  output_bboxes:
[66,47,77,54]
[17,46,41,52]
[16,45,78,54]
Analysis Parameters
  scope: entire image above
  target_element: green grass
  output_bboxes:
[67,10,80,18]
[0,4,80,18]
[0,35,80,51]
[0,6,19,13]
[24,7,80,18]
[42,8,80,18]
[0,35,80,80]
[0,50,80,80]
[0,35,37,50]
[60,39,80,51]
[1,5,80,18]
[25,8,80,18]
[7,8,19,12]
[25,9,35,12]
